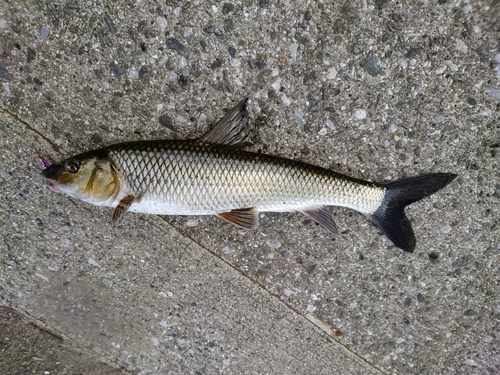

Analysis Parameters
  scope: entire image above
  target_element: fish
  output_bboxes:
[41,98,457,252]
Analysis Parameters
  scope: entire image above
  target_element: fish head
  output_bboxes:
[42,152,120,204]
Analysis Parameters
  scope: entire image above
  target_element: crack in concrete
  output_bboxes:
[0,105,62,154]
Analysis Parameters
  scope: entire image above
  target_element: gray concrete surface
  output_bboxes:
[0,0,499,374]
[0,305,126,374]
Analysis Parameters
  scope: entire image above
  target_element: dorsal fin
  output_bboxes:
[199,98,249,145]
[217,207,259,230]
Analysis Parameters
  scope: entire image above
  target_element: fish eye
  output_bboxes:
[65,159,81,173]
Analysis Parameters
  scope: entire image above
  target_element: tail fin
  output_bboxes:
[369,173,457,252]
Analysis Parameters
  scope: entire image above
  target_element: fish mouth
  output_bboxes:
[45,179,62,193]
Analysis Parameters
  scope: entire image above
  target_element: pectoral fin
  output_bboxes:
[199,98,249,145]
[217,207,259,230]
[299,206,339,236]
[112,193,142,222]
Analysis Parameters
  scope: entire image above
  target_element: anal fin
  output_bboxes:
[112,193,142,222]
[217,207,259,230]
[299,206,339,236]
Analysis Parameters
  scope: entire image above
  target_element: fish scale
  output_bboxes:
[105,140,386,216]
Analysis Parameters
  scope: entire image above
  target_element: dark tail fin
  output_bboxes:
[369,173,457,252]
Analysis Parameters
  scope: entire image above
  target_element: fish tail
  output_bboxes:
[368,173,457,252]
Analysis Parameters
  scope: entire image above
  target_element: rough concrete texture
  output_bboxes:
[0,0,499,374]
[0,305,126,375]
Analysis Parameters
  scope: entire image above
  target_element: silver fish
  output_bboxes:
[41,98,457,252]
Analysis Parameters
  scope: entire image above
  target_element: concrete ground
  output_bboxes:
[1,0,499,374]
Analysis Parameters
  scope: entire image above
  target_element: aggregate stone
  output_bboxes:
[222,3,234,15]
[158,114,176,131]
[364,55,382,76]
[406,47,422,58]
[109,63,124,76]
[166,38,184,54]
